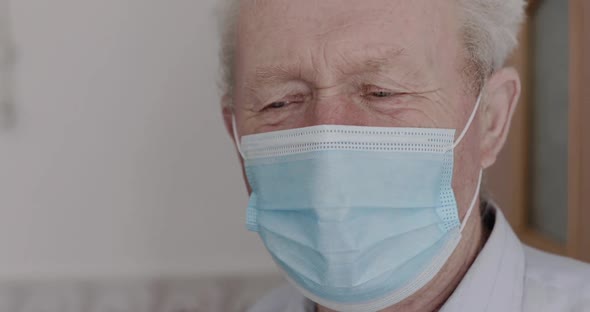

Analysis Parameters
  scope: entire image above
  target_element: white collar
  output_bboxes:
[439,202,525,312]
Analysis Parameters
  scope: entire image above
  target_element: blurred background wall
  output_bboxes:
[0,0,276,279]
[0,0,588,282]
[0,0,587,310]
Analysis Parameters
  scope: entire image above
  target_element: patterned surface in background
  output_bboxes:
[0,275,283,312]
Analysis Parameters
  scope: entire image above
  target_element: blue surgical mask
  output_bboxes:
[232,93,484,312]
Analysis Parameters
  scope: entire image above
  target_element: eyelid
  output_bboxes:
[262,93,308,111]
[254,82,311,106]
[362,84,398,93]
[361,84,397,96]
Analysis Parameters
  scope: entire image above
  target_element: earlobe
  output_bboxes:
[479,67,522,169]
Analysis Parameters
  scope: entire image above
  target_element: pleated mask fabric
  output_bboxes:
[233,93,483,312]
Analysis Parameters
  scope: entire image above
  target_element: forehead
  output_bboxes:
[235,0,462,84]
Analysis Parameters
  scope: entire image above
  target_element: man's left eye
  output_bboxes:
[268,101,288,109]
[370,91,394,98]
[361,85,397,100]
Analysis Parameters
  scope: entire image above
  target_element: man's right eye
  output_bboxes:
[261,93,308,111]
[266,101,288,109]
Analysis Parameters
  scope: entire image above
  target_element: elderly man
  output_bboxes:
[218,1,590,311]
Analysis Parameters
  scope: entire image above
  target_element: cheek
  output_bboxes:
[401,99,460,130]
[356,93,461,129]
[451,118,483,212]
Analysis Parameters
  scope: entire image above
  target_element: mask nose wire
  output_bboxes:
[446,91,484,153]
[231,113,246,159]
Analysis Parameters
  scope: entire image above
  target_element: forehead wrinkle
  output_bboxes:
[362,48,407,73]
[248,63,303,90]
[333,47,408,78]
[246,47,414,91]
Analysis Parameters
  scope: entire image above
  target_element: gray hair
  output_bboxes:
[218,0,526,104]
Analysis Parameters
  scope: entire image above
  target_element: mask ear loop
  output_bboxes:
[460,169,483,233]
[445,90,484,232]
[446,91,484,152]
[231,113,246,159]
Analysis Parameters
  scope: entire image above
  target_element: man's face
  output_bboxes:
[231,0,487,214]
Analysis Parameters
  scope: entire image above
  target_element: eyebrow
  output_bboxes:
[253,64,300,88]
[358,48,407,73]
[248,47,408,89]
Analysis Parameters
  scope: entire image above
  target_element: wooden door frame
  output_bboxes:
[505,0,570,255]
[567,0,590,261]
[503,0,589,259]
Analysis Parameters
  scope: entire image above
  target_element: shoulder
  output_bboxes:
[246,283,310,312]
[523,246,590,311]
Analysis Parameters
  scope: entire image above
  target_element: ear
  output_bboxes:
[222,95,236,143]
[479,67,521,169]
[221,95,252,194]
